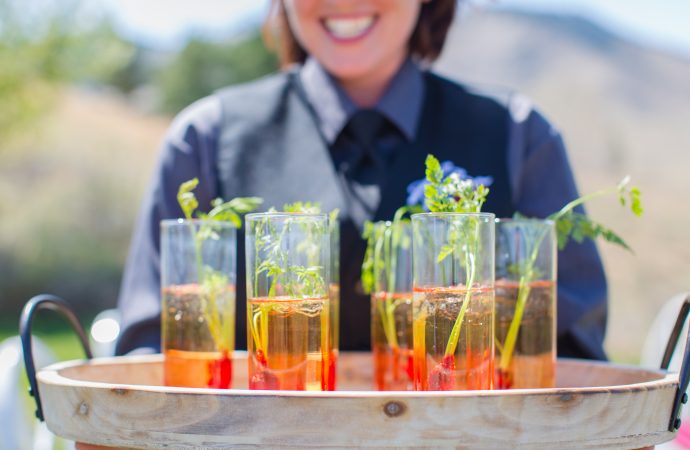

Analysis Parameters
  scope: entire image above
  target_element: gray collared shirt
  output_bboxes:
[299,57,424,144]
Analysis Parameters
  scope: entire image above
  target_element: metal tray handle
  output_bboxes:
[661,294,690,431]
[19,294,93,422]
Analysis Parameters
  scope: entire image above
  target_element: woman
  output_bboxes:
[115,0,607,361]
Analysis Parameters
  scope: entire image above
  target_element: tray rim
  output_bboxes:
[37,352,679,398]
[36,352,681,449]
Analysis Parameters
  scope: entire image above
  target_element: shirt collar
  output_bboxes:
[299,57,425,144]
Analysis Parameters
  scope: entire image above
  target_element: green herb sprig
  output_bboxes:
[361,205,421,351]
[424,155,489,216]
[498,177,643,375]
[250,202,337,361]
[176,178,262,351]
[252,202,335,300]
[422,154,491,358]
[282,201,322,214]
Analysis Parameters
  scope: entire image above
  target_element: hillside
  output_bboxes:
[436,10,690,361]
[0,88,169,316]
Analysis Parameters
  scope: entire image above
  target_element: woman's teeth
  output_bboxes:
[323,16,375,39]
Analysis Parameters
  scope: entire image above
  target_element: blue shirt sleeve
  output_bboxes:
[507,94,608,360]
[115,96,223,355]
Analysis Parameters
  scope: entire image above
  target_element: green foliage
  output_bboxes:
[177,178,200,219]
[422,154,489,268]
[293,265,327,299]
[421,154,491,357]
[203,197,264,228]
[329,208,340,226]
[554,211,631,251]
[176,179,261,351]
[361,206,419,350]
[499,177,644,372]
[253,220,327,299]
[178,177,262,227]
[252,203,331,300]
[617,176,643,217]
[282,201,322,214]
[360,206,419,295]
[549,176,643,251]
[0,0,134,139]
[360,224,375,294]
[156,32,278,114]
[424,155,453,213]
[423,154,489,214]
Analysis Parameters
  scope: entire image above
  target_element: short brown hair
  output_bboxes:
[264,0,457,68]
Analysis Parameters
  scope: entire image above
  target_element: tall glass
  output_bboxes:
[161,219,236,388]
[245,213,330,391]
[411,213,495,391]
[495,218,557,389]
[327,219,340,391]
[370,221,414,391]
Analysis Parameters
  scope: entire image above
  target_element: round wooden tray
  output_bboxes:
[37,352,678,449]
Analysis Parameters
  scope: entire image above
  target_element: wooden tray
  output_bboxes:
[36,353,679,449]
[20,294,690,449]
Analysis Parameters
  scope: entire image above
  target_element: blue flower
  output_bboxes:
[441,161,467,180]
[405,161,493,208]
[406,179,427,207]
[471,176,494,189]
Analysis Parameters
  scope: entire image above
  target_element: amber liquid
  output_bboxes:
[495,279,556,389]
[413,286,494,391]
[164,349,232,388]
[328,284,340,391]
[371,292,414,391]
[248,296,329,391]
[162,284,235,388]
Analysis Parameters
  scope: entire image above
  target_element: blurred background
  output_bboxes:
[1,0,689,374]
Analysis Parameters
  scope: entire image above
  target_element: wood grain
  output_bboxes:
[38,353,679,449]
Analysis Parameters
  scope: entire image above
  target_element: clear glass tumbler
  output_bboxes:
[327,218,340,391]
[245,213,330,391]
[411,212,495,391]
[161,219,236,388]
[495,218,556,389]
[369,221,414,391]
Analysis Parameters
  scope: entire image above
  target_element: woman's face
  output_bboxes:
[283,0,423,83]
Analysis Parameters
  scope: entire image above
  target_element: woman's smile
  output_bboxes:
[321,15,378,42]
[284,0,423,105]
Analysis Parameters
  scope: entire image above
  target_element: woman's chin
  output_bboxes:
[319,54,401,86]
[323,63,377,83]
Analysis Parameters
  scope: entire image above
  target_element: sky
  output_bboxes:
[102,0,690,58]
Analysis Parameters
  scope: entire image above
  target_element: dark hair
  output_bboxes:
[263,0,458,68]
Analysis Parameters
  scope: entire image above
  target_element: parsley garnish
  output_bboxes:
[498,177,643,374]
[175,178,262,352]
[361,205,422,350]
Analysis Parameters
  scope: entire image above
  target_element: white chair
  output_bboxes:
[640,292,690,449]
[0,336,62,450]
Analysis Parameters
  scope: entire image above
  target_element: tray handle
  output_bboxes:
[19,294,93,422]
[661,294,690,431]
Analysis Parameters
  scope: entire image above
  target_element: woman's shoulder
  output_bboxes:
[214,70,297,124]
[425,71,556,132]
[164,71,294,145]
[215,70,293,103]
